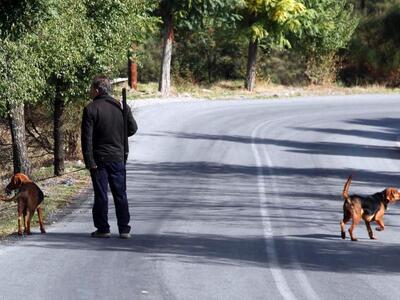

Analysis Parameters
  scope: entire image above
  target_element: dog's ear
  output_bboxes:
[385,188,400,202]
[13,175,22,187]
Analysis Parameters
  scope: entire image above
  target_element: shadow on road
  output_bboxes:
[144,130,400,160]
[142,115,400,160]
[17,116,400,276]
[127,160,400,200]
[22,231,400,274]
[293,117,400,142]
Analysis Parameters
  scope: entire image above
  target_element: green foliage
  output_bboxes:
[135,37,162,82]
[35,0,92,101]
[238,0,308,47]
[0,39,44,113]
[0,0,53,40]
[172,25,247,83]
[31,0,159,103]
[294,0,358,84]
[138,0,311,85]
[299,0,358,55]
[173,0,241,30]
[341,3,400,86]
[0,0,50,115]
[170,5,246,83]
[0,0,159,114]
[257,48,307,84]
[85,0,159,73]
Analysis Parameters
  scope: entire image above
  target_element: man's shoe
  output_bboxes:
[119,233,131,239]
[91,230,111,238]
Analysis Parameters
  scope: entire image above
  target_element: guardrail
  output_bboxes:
[111,78,128,85]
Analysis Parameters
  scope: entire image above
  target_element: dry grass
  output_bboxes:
[124,80,400,100]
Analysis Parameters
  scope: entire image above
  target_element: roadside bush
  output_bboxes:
[339,4,400,86]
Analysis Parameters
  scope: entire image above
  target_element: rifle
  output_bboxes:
[122,88,129,163]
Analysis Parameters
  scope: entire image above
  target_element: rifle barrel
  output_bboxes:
[122,88,129,162]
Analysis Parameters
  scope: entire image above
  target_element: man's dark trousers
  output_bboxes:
[90,161,131,234]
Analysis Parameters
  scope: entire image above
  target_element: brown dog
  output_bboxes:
[1,173,46,236]
[340,175,400,241]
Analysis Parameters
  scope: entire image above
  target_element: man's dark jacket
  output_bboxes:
[81,93,138,169]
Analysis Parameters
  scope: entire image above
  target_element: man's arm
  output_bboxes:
[127,106,138,137]
[81,106,96,169]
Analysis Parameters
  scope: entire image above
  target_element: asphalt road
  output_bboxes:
[1,94,400,300]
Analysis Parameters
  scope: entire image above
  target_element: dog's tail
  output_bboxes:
[342,175,352,201]
[0,194,16,202]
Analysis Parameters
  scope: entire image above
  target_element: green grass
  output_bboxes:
[0,161,90,237]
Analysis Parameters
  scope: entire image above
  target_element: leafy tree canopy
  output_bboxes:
[0,0,51,114]
[238,0,309,48]
[297,0,358,55]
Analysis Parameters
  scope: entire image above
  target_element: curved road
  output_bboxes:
[1,94,400,300]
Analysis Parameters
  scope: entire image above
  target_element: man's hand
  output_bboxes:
[90,166,98,175]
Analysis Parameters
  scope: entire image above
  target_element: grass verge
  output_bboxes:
[118,80,400,100]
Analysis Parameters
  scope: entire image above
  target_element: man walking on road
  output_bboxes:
[81,75,138,239]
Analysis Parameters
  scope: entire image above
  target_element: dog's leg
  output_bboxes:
[37,207,46,234]
[375,219,385,231]
[17,203,23,236]
[365,221,376,240]
[23,212,27,234]
[349,215,360,241]
[24,210,32,235]
[340,215,350,239]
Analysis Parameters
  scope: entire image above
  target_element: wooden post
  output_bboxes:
[128,43,138,90]
[128,59,138,90]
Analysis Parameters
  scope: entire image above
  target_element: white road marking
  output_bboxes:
[251,121,297,300]
[396,137,400,148]
[251,120,319,300]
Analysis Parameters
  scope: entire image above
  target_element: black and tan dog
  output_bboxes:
[340,175,400,241]
[1,173,46,236]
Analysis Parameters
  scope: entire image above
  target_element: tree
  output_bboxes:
[34,0,158,176]
[0,0,49,176]
[157,0,239,96]
[295,0,358,84]
[172,19,246,83]
[33,0,92,176]
[158,0,174,96]
[237,0,310,91]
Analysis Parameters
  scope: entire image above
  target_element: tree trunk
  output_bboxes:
[65,130,80,160]
[360,0,365,11]
[158,12,173,97]
[245,38,258,92]
[53,81,65,176]
[207,53,212,83]
[128,59,138,90]
[8,102,31,176]
[128,42,138,90]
